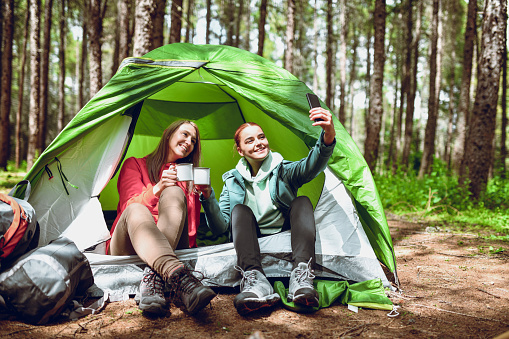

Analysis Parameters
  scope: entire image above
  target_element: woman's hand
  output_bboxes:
[194,184,212,199]
[153,165,178,197]
[309,107,336,146]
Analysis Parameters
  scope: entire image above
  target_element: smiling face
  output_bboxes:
[236,125,270,163]
[166,123,197,163]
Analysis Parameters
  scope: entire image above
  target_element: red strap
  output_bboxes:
[0,194,28,258]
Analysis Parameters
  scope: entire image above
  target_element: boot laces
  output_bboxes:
[141,268,164,296]
[294,258,315,288]
[234,266,258,292]
[169,266,206,301]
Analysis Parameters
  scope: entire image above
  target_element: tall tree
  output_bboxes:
[58,0,66,132]
[27,0,42,169]
[312,0,319,92]
[500,26,507,178]
[169,0,182,43]
[15,6,31,168]
[364,0,386,171]
[338,0,346,125]
[234,0,243,47]
[464,0,506,198]
[402,0,423,168]
[243,0,250,50]
[152,0,166,48]
[117,0,133,66]
[185,0,194,43]
[225,0,235,45]
[0,0,14,169]
[88,0,105,97]
[39,0,54,151]
[325,0,333,109]
[205,0,211,44]
[418,0,440,178]
[284,0,295,73]
[452,0,477,174]
[133,0,156,56]
[257,0,268,56]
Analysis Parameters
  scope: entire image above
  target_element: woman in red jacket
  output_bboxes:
[108,120,215,316]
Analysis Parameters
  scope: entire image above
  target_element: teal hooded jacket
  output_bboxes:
[201,131,336,236]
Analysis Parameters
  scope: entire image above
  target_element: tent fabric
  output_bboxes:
[19,43,397,296]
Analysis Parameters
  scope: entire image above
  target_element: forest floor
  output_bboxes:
[1,217,508,338]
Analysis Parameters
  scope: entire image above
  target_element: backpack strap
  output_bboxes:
[0,194,28,259]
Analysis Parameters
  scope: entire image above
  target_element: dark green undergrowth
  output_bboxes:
[375,162,509,242]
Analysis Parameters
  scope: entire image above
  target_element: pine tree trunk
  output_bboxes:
[58,0,66,132]
[464,0,506,198]
[88,0,103,97]
[418,0,439,178]
[118,0,132,65]
[244,0,250,50]
[15,6,30,168]
[257,0,267,56]
[169,0,182,44]
[133,0,155,56]
[338,0,347,125]
[348,32,359,138]
[364,0,386,171]
[284,0,295,74]
[312,0,318,93]
[0,0,14,169]
[206,0,211,44]
[234,0,243,47]
[152,0,166,48]
[452,0,477,174]
[500,30,507,178]
[77,18,87,112]
[225,0,235,46]
[39,0,53,151]
[402,0,422,168]
[27,0,42,170]
[325,0,333,109]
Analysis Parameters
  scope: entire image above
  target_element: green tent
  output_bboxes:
[22,43,397,294]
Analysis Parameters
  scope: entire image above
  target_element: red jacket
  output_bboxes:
[106,157,200,253]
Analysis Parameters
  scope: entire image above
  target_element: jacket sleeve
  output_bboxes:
[117,158,159,215]
[282,131,336,188]
[200,186,230,235]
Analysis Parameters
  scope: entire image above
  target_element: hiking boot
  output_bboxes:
[233,267,281,316]
[137,266,168,316]
[168,265,216,315]
[287,259,319,307]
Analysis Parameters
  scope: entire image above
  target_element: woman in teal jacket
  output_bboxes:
[198,107,336,315]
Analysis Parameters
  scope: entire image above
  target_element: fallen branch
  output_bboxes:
[338,322,378,338]
[477,288,502,299]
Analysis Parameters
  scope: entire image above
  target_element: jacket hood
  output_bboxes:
[235,151,284,183]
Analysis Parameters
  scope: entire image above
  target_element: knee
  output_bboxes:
[124,203,153,224]
[159,185,187,206]
[232,204,254,218]
[292,196,312,210]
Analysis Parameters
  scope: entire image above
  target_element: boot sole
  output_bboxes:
[234,293,281,316]
[289,291,319,308]
[187,288,216,315]
[139,301,168,316]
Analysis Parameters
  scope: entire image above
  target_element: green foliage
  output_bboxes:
[375,160,509,241]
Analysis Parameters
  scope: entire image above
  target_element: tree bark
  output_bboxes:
[58,0,66,132]
[185,0,194,43]
[364,0,386,172]
[464,0,506,198]
[133,0,156,56]
[348,31,359,138]
[325,0,333,109]
[312,0,319,93]
[27,0,42,170]
[284,0,295,74]
[402,0,422,168]
[15,6,30,168]
[418,0,439,178]
[118,0,132,66]
[257,0,267,56]
[205,0,211,44]
[234,0,243,47]
[500,27,507,178]
[169,0,182,44]
[338,0,347,125]
[0,0,14,169]
[39,0,53,151]
[88,0,104,97]
[152,0,166,48]
[244,0,250,50]
[452,0,477,174]
[225,0,235,46]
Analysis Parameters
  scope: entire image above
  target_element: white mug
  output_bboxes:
[176,163,193,181]
[193,167,210,185]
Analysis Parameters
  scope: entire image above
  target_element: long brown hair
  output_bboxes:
[146,120,201,184]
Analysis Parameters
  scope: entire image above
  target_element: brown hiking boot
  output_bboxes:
[137,266,168,316]
[168,265,216,315]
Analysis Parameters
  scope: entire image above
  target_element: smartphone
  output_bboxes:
[306,93,323,122]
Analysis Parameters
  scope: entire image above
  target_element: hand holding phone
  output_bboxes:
[306,93,324,122]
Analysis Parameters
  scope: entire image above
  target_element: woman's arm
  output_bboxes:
[117,158,159,214]
[200,187,230,235]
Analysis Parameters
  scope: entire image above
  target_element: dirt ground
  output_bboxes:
[1,218,508,339]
